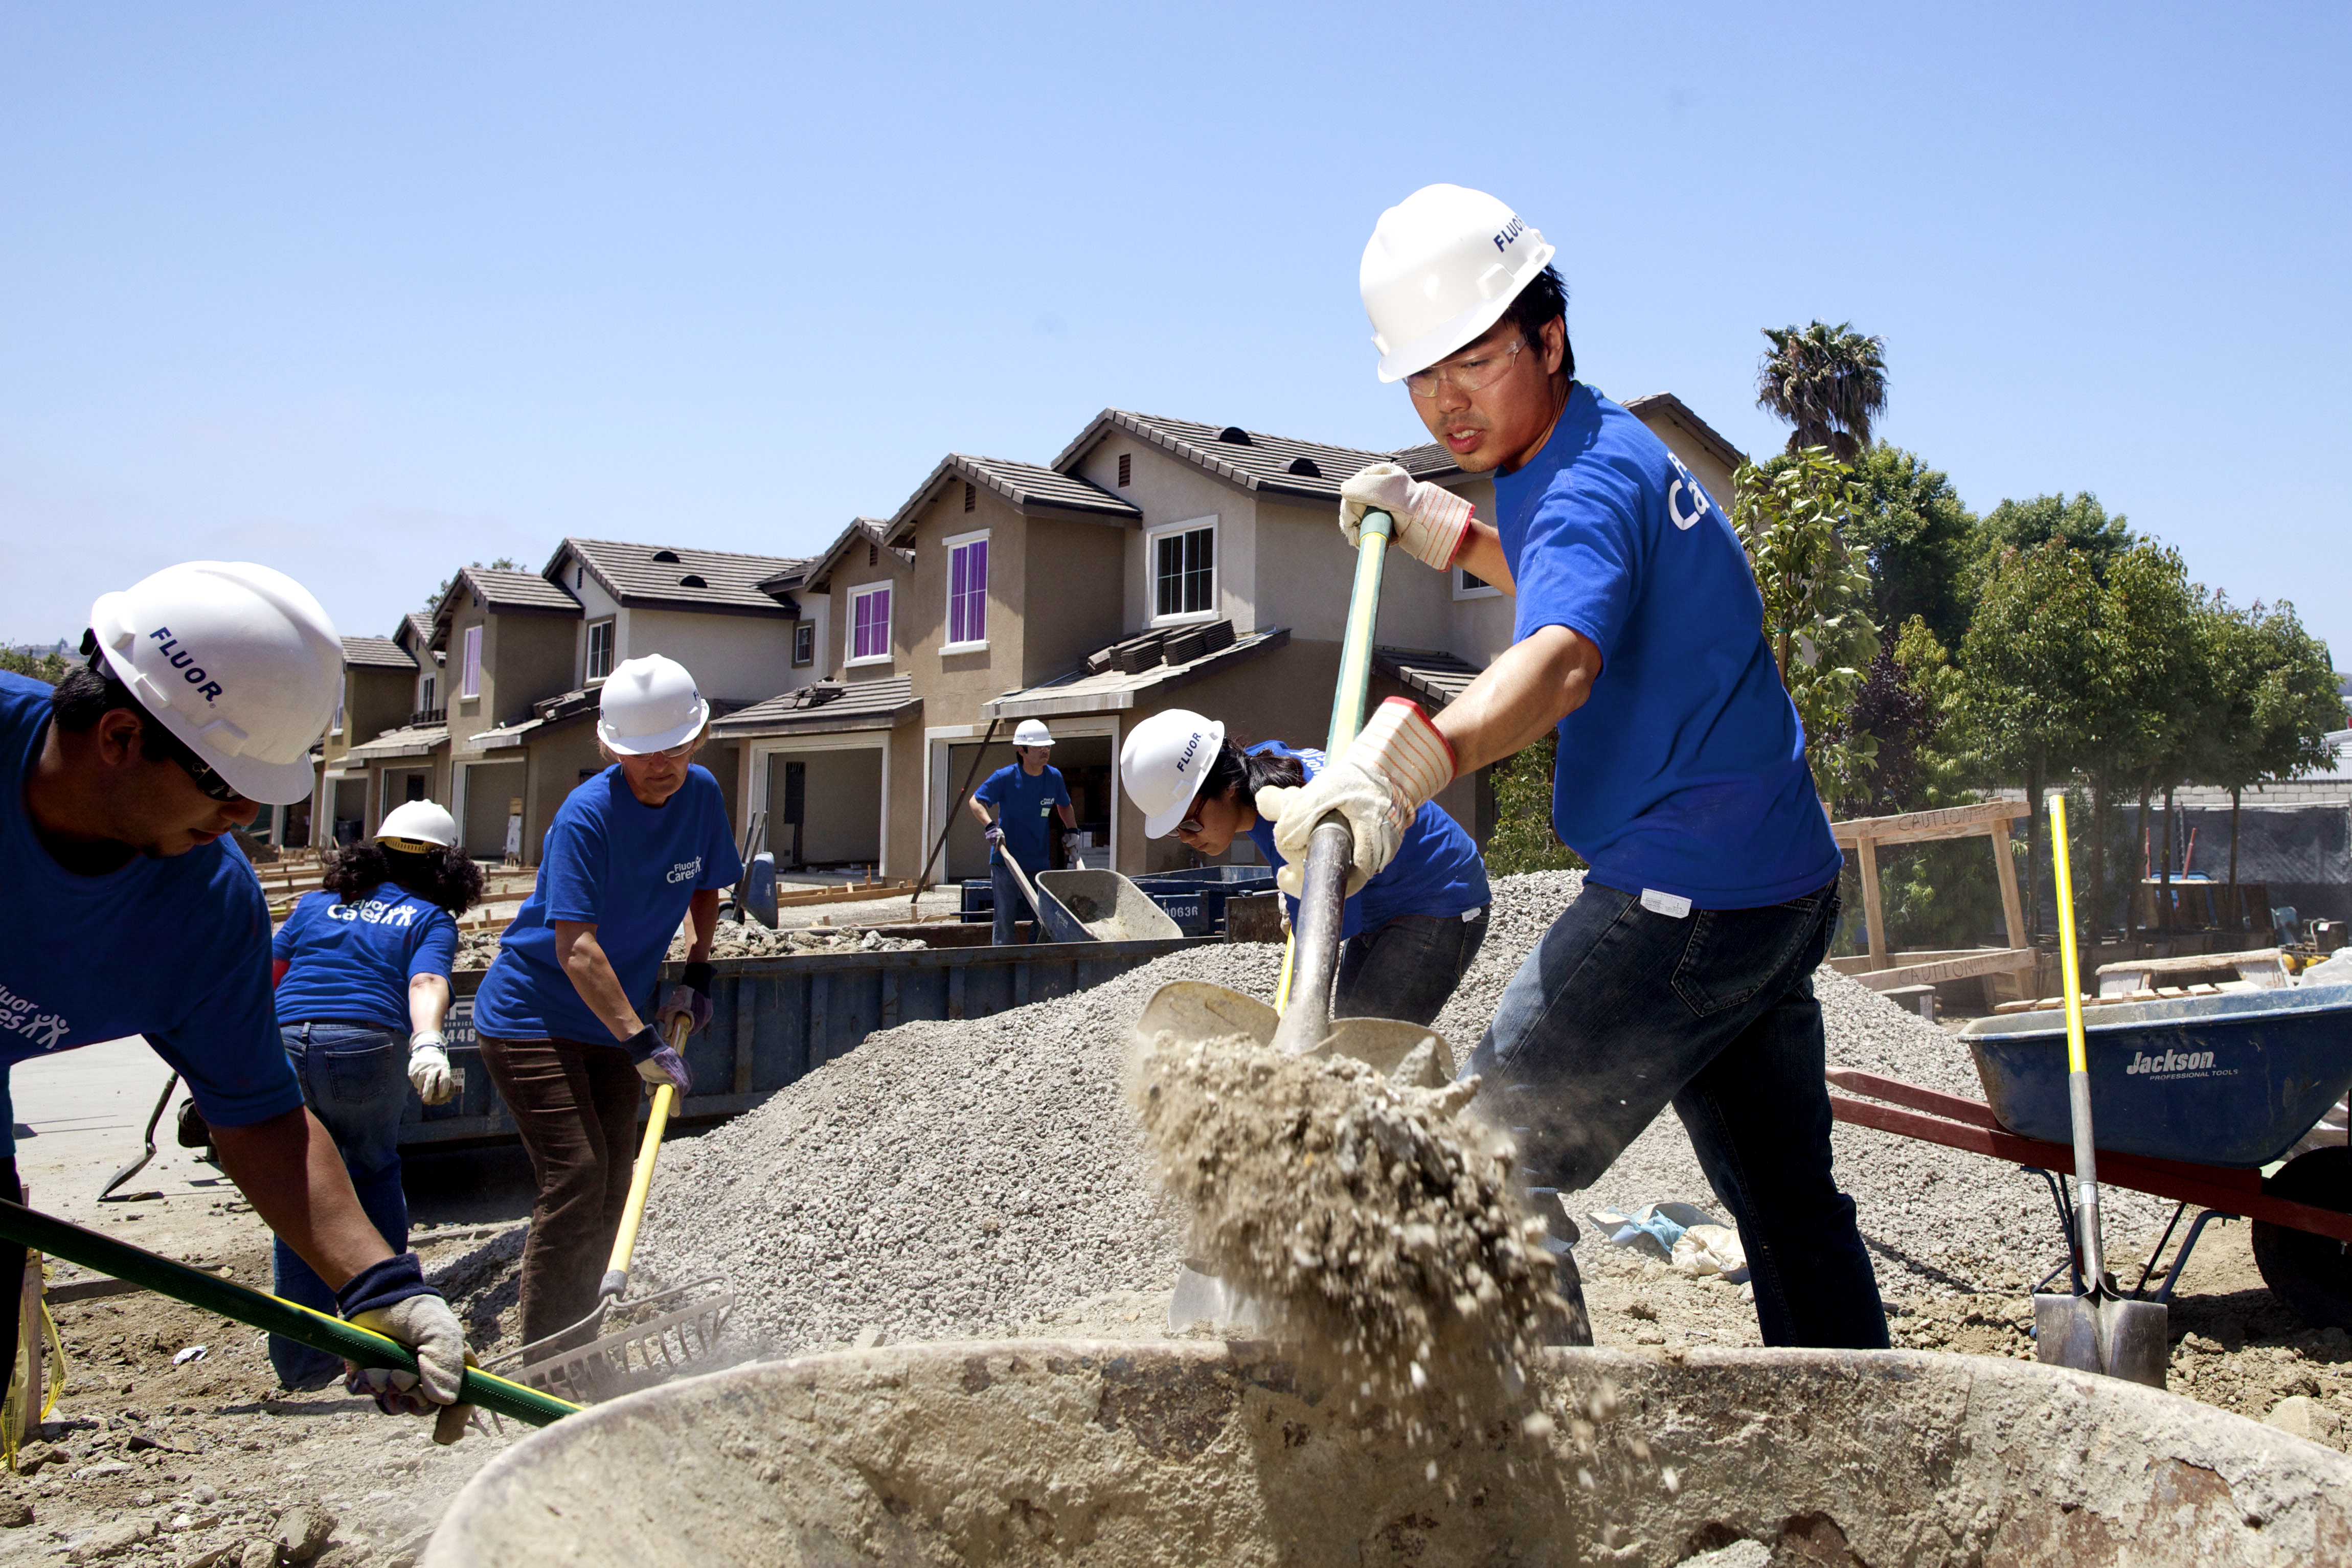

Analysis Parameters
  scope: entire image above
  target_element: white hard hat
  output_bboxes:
[598,654,710,755]
[375,799,458,850]
[1360,184,1557,383]
[1013,718,1054,748]
[87,561,343,806]
[1119,708,1226,839]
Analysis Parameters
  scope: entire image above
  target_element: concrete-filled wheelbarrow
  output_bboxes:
[425,1339,2352,1565]
[1829,978,2352,1331]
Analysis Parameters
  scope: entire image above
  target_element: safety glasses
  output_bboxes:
[171,747,245,805]
[1404,335,1527,400]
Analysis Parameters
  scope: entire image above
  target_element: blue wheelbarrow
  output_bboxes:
[1827,980,2352,1330]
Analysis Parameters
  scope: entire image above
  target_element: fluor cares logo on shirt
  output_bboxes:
[666,858,704,885]
[0,983,69,1050]
[1666,454,1712,533]
[328,898,421,928]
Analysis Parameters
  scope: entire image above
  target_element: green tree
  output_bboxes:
[0,649,69,684]
[2193,598,2341,884]
[1755,321,1888,464]
[1974,492,2133,584]
[1959,541,2105,934]
[1733,448,1881,809]
[1844,446,1979,650]
[2079,544,2203,940]
[1482,732,1587,877]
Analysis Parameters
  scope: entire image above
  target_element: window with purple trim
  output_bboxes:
[943,530,989,651]
[849,583,893,665]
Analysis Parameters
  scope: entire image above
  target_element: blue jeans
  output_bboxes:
[990,861,1040,945]
[1333,906,1488,1026]
[1464,877,1888,1349]
[270,1021,414,1389]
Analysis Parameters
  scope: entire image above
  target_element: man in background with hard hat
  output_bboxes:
[1271,185,1883,1350]
[968,719,1077,945]
[1,562,477,1438]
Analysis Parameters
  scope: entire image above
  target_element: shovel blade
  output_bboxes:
[2098,1297,2169,1389]
[2035,1291,2169,1388]
[1309,1018,1457,1085]
[1133,982,1280,1049]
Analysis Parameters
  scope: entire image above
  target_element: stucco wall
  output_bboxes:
[1020,514,1126,686]
[523,720,603,866]
[824,546,918,683]
[623,606,796,705]
[1067,439,1259,638]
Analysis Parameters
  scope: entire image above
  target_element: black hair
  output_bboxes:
[321,841,485,916]
[51,655,201,768]
[1195,739,1306,811]
[1501,263,1574,381]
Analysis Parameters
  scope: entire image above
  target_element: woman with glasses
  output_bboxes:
[1119,708,1489,1026]
[469,654,741,1355]
[265,798,479,1388]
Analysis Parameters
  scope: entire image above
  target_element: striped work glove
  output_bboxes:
[1338,462,1475,571]
[1256,698,1456,898]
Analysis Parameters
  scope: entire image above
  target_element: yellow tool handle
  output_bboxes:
[600,1015,688,1294]
[1274,933,1296,1016]
[2049,794,2088,1075]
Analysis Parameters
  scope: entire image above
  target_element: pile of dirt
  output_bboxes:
[1130,1027,1563,1416]
[448,920,923,973]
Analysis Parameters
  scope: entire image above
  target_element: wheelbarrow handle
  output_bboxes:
[0,1199,577,1428]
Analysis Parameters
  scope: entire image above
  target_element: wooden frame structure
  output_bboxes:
[1826,799,2037,994]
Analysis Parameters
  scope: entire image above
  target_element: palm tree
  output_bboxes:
[1756,322,1888,464]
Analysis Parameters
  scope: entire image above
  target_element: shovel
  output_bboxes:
[491,1017,734,1403]
[1147,509,1459,1332]
[2034,791,2168,1388]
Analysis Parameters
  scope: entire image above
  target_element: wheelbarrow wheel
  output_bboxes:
[2251,1146,2352,1331]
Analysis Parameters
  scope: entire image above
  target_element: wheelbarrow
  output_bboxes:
[1827,976,2352,1331]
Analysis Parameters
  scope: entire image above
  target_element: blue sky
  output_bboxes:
[4,3,2346,664]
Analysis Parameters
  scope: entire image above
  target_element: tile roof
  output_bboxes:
[1619,392,1748,473]
[883,454,1138,540]
[552,537,809,617]
[1050,411,1463,503]
[984,628,1290,719]
[397,613,436,652]
[805,518,914,591]
[455,567,582,616]
[712,675,920,737]
[1373,647,1484,710]
[341,635,416,671]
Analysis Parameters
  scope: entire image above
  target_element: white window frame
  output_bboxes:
[1147,515,1219,627]
[791,621,816,668]
[941,528,990,653]
[460,624,483,699]
[584,617,616,684]
[847,582,894,667]
[1453,563,1503,601]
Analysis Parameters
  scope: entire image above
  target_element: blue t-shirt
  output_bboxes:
[1246,742,1489,940]
[470,765,743,1044]
[0,673,303,1153]
[1492,384,1842,908]
[974,763,1070,874]
[272,885,458,1033]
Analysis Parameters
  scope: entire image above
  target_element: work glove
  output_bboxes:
[1257,698,1456,898]
[622,1024,693,1096]
[406,1030,456,1106]
[984,824,1005,846]
[336,1254,474,1445]
[655,962,716,1036]
[1338,462,1475,572]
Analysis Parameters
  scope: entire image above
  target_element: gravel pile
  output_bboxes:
[449,919,924,972]
[640,869,2157,1355]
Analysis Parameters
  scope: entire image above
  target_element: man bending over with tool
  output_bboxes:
[968,718,1076,945]
[1,562,477,1438]
[1272,185,1884,1349]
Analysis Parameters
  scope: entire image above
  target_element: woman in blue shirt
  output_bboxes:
[1120,708,1490,1025]
[267,797,478,1388]
[469,655,741,1354]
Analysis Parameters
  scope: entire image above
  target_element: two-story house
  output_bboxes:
[747,392,1745,887]
[311,632,423,847]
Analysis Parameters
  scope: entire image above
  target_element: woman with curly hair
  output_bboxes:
[265,798,482,1388]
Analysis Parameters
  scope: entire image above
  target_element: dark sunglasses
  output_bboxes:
[171,746,245,804]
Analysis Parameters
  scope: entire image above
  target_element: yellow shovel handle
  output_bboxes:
[2049,794,2089,1075]
[1274,932,1296,1016]
[602,1015,688,1288]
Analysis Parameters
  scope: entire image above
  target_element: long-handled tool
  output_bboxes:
[2034,791,2168,1388]
[0,1198,575,1426]
[97,1071,178,1203]
[492,1018,734,1404]
[1137,508,1453,1078]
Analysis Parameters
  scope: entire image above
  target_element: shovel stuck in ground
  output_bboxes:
[2033,792,2168,1388]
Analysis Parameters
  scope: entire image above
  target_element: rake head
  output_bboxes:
[499,1277,735,1405]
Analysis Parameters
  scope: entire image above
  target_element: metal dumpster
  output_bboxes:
[400,936,1199,1149]
[1130,865,1277,937]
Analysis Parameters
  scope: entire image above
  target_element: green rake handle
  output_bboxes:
[0,1199,576,1427]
